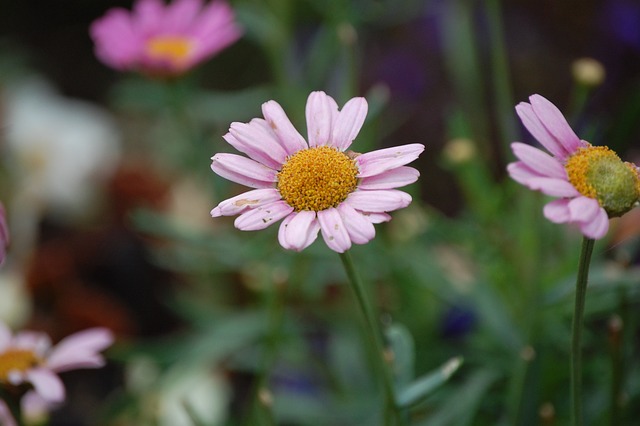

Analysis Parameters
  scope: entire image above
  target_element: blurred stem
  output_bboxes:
[484,0,517,158]
[0,388,24,426]
[571,237,595,426]
[247,282,285,426]
[339,251,402,426]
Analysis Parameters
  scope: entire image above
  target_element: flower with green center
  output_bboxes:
[0,321,113,405]
[210,91,425,253]
[90,0,242,76]
[508,94,640,239]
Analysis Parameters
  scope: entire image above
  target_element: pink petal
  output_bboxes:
[226,119,288,169]
[568,196,601,224]
[0,400,17,426]
[529,94,583,155]
[332,97,368,151]
[26,369,65,403]
[507,162,543,185]
[346,190,412,212]
[90,10,142,70]
[191,0,241,42]
[516,102,568,159]
[46,328,113,372]
[356,144,425,178]
[358,166,420,190]
[337,204,375,245]
[261,100,308,155]
[210,153,277,188]
[543,199,571,223]
[163,0,203,33]
[317,208,351,253]
[511,142,566,179]
[306,91,338,147]
[277,211,320,251]
[211,188,282,217]
[524,177,580,197]
[363,212,391,223]
[234,201,293,231]
[132,0,165,36]
[579,207,609,240]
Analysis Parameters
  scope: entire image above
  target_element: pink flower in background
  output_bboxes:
[0,323,114,404]
[508,94,640,239]
[210,91,424,253]
[0,203,7,266]
[90,0,242,76]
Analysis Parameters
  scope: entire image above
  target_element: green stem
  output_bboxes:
[571,237,595,426]
[0,388,25,426]
[339,251,401,425]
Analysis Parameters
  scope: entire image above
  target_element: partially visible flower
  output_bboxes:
[90,0,242,77]
[0,322,114,404]
[507,94,640,239]
[0,203,8,266]
[210,91,424,253]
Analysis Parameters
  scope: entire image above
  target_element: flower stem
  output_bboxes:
[571,237,595,426]
[339,251,401,425]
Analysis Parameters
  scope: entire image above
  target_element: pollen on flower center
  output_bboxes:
[146,36,193,65]
[0,349,42,381]
[565,145,640,217]
[277,146,359,212]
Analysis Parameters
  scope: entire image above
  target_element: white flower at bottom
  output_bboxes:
[210,91,425,253]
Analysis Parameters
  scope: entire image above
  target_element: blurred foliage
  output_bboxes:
[2,0,640,425]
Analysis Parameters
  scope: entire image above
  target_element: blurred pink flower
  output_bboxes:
[210,91,424,253]
[0,203,7,266]
[0,323,114,404]
[90,0,242,76]
[508,94,640,239]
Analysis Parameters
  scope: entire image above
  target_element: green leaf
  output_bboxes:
[397,356,463,407]
[385,323,415,388]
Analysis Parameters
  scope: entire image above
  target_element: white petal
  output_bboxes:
[317,208,351,253]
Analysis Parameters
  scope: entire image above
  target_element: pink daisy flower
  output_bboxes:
[90,0,242,76]
[210,91,425,253]
[507,94,640,239]
[0,322,114,404]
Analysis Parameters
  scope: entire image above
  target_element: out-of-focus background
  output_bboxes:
[2,0,640,425]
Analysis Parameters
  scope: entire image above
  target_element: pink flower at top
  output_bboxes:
[508,94,640,239]
[0,203,7,266]
[210,91,424,253]
[0,322,114,404]
[90,0,242,76]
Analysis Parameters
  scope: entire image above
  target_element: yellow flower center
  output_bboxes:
[565,145,640,217]
[277,146,359,212]
[145,36,193,67]
[0,349,42,382]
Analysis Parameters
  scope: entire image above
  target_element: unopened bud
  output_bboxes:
[572,58,605,87]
